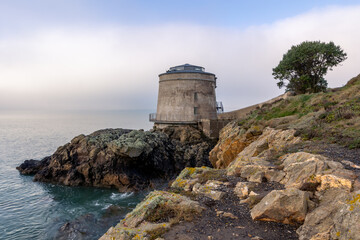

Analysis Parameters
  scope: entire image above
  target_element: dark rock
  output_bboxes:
[17,126,214,191]
[56,214,98,240]
[101,205,123,218]
[16,156,51,175]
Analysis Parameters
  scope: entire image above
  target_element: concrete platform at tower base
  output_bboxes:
[153,118,232,139]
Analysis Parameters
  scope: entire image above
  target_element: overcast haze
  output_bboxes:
[1,1,360,111]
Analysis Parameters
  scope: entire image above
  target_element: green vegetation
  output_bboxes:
[256,94,315,120]
[237,74,360,149]
[273,41,347,94]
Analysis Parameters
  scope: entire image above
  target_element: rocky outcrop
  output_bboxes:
[226,127,301,177]
[17,126,214,191]
[209,123,263,169]
[99,191,204,240]
[16,156,51,175]
[216,126,360,239]
[99,126,360,239]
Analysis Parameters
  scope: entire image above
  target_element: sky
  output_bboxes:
[1,0,360,112]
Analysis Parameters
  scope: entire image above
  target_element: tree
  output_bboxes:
[272,41,347,94]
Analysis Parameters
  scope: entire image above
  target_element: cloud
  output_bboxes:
[0,5,360,111]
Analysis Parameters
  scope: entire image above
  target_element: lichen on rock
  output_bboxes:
[99,190,204,240]
[171,167,228,200]
[226,127,300,176]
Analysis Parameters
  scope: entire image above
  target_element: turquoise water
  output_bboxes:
[0,110,153,239]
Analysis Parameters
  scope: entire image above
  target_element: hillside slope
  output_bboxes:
[236,74,360,149]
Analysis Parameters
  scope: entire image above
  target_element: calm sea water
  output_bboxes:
[0,110,153,240]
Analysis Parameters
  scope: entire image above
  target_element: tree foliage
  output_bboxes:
[273,41,347,94]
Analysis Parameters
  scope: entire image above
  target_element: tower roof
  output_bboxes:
[169,63,205,72]
[159,63,215,76]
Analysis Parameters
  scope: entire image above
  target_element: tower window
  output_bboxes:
[194,92,198,101]
[194,107,198,115]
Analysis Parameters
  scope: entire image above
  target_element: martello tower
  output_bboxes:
[150,64,223,127]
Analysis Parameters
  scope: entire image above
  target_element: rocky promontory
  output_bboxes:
[17,75,360,239]
[17,126,215,192]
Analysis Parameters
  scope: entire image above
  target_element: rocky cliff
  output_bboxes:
[100,75,360,240]
[100,126,360,240]
[17,126,215,192]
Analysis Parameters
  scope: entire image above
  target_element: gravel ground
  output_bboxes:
[163,141,360,240]
[299,141,360,176]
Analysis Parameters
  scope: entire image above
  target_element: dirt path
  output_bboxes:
[163,180,298,240]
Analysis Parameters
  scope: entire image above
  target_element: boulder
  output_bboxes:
[216,210,238,219]
[170,167,229,200]
[297,188,350,240]
[240,127,301,160]
[192,180,226,200]
[330,191,360,240]
[264,169,286,182]
[251,188,310,224]
[239,165,269,183]
[316,174,353,192]
[171,167,212,191]
[280,152,327,189]
[280,152,356,191]
[226,156,271,177]
[100,227,150,240]
[157,125,207,144]
[56,214,98,240]
[240,191,267,208]
[234,182,258,199]
[171,167,227,192]
[100,191,203,240]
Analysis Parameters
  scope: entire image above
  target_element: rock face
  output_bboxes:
[209,123,263,169]
[226,127,301,176]
[16,156,51,175]
[17,126,214,191]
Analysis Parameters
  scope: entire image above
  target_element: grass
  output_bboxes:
[235,74,360,149]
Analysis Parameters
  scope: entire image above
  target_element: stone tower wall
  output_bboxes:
[156,72,217,123]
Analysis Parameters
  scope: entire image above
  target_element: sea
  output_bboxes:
[0,110,153,240]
